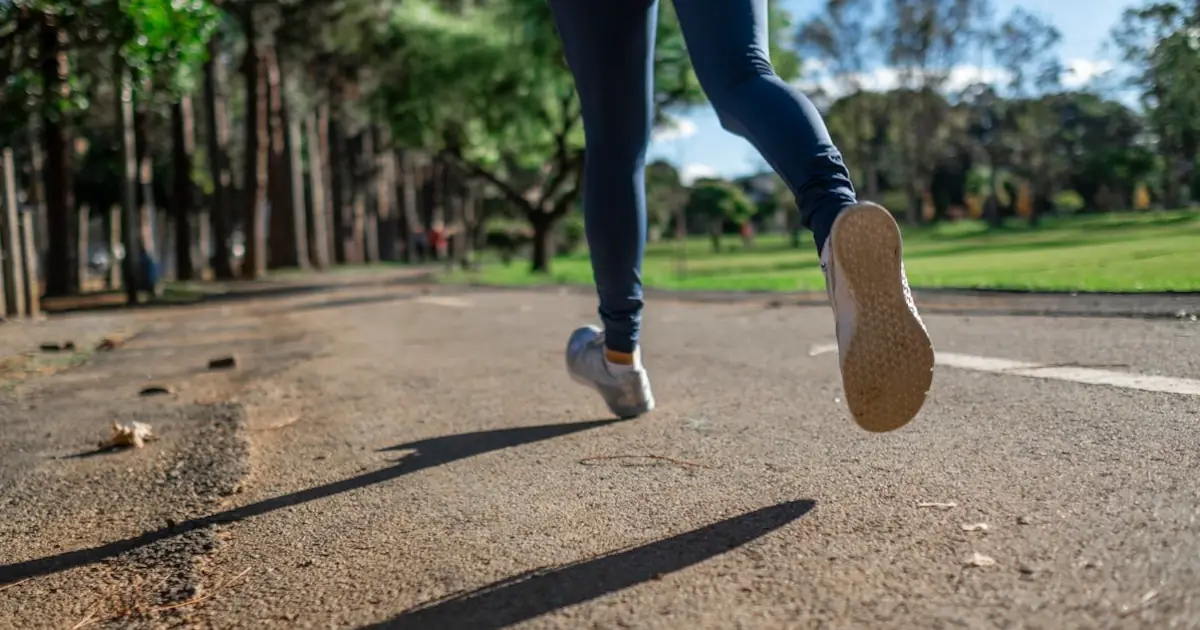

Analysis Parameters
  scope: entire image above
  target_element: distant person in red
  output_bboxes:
[428,222,446,260]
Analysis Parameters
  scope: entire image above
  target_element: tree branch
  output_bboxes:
[540,148,583,210]
[549,174,583,220]
[440,149,531,212]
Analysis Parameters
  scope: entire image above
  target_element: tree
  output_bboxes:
[644,160,688,240]
[684,178,756,252]
[0,0,219,296]
[877,0,989,223]
[798,0,886,197]
[373,0,798,272]
[1112,1,1200,208]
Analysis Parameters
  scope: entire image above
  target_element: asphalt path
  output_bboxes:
[1,280,1197,629]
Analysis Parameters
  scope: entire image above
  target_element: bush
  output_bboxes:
[484,220,532,265]
[1053,189,1086,214]
[556,212,586,255]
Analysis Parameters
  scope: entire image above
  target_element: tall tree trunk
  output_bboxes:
[399,150,420,263]
[530,212,554,272]
[265,46,299,269]
[171,97,197,280]
[459,184,476,269]
[349,135,365,263]
[328,112,348,263]
[107,205,120,288]
[203,36,234,279]
[377,143,399,261]
[287,106,309,269]
[28,126,47,274]
[116,59,140,302]
[75,204,88,291]
[21,211,40,316]
[985,158,1002,228]
[240,21,268,279]
[134,110,157,266]
[316,104,336,262]
[305,111,330,268]
[39,17,74,297]
[865,161,880,199]
[1,148,24,316]
[361,132,378,263]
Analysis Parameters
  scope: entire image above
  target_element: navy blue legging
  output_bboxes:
[549,0,857,353]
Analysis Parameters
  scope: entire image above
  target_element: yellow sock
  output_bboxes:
[604,349,635,365]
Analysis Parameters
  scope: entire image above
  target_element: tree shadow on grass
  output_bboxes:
[0,418,622,586]
[358,499,816,630]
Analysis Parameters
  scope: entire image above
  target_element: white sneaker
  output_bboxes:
[565,325,655,419]
[821,202,935,432]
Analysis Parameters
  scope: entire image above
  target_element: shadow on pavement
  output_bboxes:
[40,270,436,315]
[361,499,816,630]
[0,418,621,586]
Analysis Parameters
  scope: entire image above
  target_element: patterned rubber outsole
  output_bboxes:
[830,204,935,432]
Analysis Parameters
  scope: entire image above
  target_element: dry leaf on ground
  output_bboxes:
[99,422,156,449]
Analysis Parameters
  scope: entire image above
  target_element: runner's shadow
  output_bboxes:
[0,418,622,586]
[359,499,816,630]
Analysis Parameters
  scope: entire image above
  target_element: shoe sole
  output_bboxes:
[568,372,655,419]
[564,329,655,419]
[830,203,935,432]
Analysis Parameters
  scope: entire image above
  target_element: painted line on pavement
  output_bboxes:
[807,343,1200,396]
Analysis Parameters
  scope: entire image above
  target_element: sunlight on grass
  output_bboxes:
[448,211,1200,293]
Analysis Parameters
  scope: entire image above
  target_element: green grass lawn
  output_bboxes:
[449,210,1200,293]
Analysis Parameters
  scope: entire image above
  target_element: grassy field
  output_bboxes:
[448,210,1200,293]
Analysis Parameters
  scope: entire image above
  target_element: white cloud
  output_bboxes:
[798,58,1117,100]
[679,163,717,185]
[652,117,698,142]
[1061,58,1114,88]
[798,64,1011,101]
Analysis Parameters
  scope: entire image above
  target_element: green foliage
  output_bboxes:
[1053,189,1086,214]
[1111,1,1200,205]
[372,0,800,183]
[372,0,580,192]
[645,160,687,232]
[120,0,222,98]
[686,178,757,227]
[556,212,586,255]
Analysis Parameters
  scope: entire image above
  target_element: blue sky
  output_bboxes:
[648,0,1136,181]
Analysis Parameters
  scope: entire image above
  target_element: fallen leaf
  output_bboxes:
[961,523,989,532]
[965,552,996,567]
[98,422,156,449]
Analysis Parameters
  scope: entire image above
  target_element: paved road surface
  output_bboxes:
[1,279,1198,629]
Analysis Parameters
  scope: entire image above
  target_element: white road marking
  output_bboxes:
[808,342,839,357]
[415,295,472,308]
[936,352,1200,396]
[808,342,1200,396]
